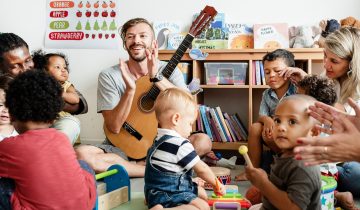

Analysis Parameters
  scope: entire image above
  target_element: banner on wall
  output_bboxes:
[45,0,120,49]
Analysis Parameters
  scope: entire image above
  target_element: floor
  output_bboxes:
[110,163,360,210]
[115,165,250,210]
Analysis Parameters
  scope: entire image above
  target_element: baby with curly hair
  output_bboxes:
[32,50,81,144]
[0,70,96,210]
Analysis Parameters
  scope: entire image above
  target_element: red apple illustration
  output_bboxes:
[86,1,91,8]
[98,33,103,39]
[102,10,108,17]
[85,10,91,17]
[78,1,83,8]
[105,34,109,39]
[110,10,116,17]
[94,10,99,17]
[92,34,96,39]
[109,1,115,8]
[85,34,89,38]
[111,33,115,38]
[94,1,99,8]
[76,10,82,17]
[102,1,108,8]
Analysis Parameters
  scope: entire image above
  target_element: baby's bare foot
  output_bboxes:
[150,204,163,210]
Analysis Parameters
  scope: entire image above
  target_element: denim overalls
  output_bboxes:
[144,135,198,208]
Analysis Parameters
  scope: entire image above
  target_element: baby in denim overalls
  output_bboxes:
[144,88,226,210]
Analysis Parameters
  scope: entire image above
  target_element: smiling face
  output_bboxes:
[46,56,69,83]
[264,58,289,90]
[1,46,34,76]
[323,48,350,80]
[0,89,10,125]
[124,23,154,62]
[273,98,315,154]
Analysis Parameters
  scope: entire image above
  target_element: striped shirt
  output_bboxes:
[150,128,200,173]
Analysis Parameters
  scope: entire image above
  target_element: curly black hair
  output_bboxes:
[297,75,337,105]
[5,70,63,123]
[0,75,14,93]
[0,33,29,64]
[32,49,70,72]
[263,49,295,67]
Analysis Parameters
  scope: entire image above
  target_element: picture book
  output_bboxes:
[253,23,289,49]
[176,62,190,84]
[153,21,181,49]
[167,32,187,50]
[225,23,254,49]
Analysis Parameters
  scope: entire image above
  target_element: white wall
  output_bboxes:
[1,0,359,143]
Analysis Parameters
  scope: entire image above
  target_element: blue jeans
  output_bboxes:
[52,115,80,145]
[337,161,360,197]
[0,160,95,209]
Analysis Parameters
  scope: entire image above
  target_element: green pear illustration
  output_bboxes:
[109,20,117,31]
[94,20,100,31]
[76,21,82,30]
[85,20,91,30]
[101,21,108,31]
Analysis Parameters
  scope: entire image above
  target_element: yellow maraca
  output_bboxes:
[238,145,253,168]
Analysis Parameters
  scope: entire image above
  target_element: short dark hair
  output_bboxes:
[297,75,337,105]
[0,33,29,64]
[6,70,63,123]
[32,49,70,72]
[263,49,295,67]
[119,18,154,48]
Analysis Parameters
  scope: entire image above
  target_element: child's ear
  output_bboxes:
[171,113,180,125]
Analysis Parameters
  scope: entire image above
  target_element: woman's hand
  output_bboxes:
[278,67,307,85]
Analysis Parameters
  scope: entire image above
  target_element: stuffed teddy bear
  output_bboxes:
[289,25,320,48]
[340,16,360,29]
[313,19,340,48]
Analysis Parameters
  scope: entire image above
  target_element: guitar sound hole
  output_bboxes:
[139,94,155,113]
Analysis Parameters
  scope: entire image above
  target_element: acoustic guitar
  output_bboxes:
[105,6,218,159]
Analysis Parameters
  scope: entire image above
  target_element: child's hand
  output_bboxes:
[278,67,307,85]
[245,166,268,190]
[262,117,274,140]
[213,178,226,196]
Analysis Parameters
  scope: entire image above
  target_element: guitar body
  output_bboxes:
[103,5,217,160]
[105,76,158,159]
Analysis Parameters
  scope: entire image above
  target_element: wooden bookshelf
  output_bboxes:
[159,48,324,150]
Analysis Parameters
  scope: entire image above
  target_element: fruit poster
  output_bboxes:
[45,0,120,49]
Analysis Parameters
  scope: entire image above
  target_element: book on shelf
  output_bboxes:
[199,105,213,140]
[209,108,227,142]
[153,21,181,50]
[259,61,266,85]
[176,62,190,84]
[223,112,242,141]
[215,106,232,142]
[167,32,187,50]
[255,60,261,85]
[225,23,254,49]
[233,113,249,140]
[253,23,289,49]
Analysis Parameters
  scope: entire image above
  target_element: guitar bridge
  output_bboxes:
[122,122,142,140]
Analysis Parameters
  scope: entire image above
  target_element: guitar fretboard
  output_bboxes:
[147,33,195,100]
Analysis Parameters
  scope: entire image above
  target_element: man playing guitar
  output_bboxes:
[75,18,212,177]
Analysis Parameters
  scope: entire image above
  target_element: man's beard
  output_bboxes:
[127,43,148,62]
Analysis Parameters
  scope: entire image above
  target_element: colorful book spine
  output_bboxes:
[215,106,232,142]
[199,105,213,140]
[223,112,242,141]
[209,108,227,142]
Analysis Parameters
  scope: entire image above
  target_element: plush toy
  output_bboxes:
[313,19,340,48]
[340,16,360,29]
[289,25,320,48]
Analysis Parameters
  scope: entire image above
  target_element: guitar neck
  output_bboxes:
[161,33,194,78]
[148,33,194,98]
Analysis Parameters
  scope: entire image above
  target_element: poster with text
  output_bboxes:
[45,0,120,49]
